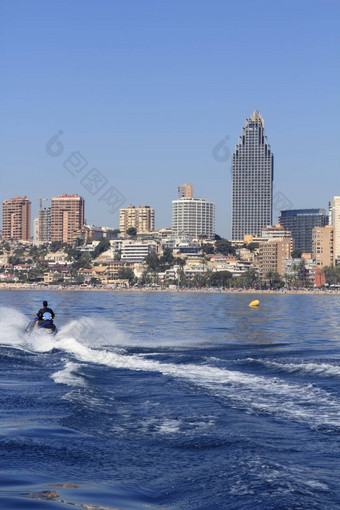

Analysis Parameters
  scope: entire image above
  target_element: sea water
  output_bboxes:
[0,290,339,509]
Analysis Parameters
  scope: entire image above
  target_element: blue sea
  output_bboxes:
[0,290,339,510]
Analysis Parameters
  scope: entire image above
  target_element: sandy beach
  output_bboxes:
[0,283,338,295]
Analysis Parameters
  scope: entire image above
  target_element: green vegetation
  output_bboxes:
[215,238,235,256]
[126,227,137,238]
[291,248,303,259]
[265,271,284,289]
[92,238,111,259]
[321,265,340,286]
[117,267,135,284]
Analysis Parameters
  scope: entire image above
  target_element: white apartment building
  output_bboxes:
[121,241,157,262]
[172,197,215,240]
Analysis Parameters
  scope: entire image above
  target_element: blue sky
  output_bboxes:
[1,0,339,236]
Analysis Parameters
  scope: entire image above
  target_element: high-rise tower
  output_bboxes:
[2,196,31,241]
[232,111,273,240]
[50,194,84,243]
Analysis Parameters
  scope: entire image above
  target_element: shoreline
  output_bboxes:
[0,284,339,295]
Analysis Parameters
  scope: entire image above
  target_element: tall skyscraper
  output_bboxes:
[39,206,51,242]
[178,183,193,199]
[119,205,155,234]
[50,194,84,243]
[329,196,340,263]
[2,196,31,241]
[232,110,273,240]
[172,197,215,239]
[279,209,328,253]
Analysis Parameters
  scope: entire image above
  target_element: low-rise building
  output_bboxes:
[209,258,255,277]
[121,241,157,262]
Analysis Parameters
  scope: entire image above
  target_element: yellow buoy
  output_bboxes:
[249,299,260,307]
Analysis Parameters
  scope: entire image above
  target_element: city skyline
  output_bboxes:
[1,183,336,241]
[1,1,339,236]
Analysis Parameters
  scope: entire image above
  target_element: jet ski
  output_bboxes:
[25,318,58,336]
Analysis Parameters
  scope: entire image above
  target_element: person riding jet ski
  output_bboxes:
[25,300,58,335]
[35,300,55,327]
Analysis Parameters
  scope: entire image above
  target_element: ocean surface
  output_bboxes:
[0,290,339,510]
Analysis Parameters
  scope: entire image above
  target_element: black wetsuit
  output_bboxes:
[36,307,55,324]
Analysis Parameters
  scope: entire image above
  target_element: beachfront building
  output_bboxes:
[279,209,328,253]
[119,205,155,235]
[172,197,215,240]
[231,110,274,241]
[256,237,292,277]
[329,196,340,263]
[2,196,31,241]
[312,225,334,268]
[50,194,85,244]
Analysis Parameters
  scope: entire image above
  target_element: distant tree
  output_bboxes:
[237,268,261,288]
[145,251,161,272]
[126,227,137,237]
[92,238,111,259]
[27,264,47,282]
[72,253,92,270]
[287,259,308,288]
[66,247,82,261]
[74,237,84,247]
[14,246,26,257]
[159,247,175,267]
[214,234,221,241]
[246,242,259,252]
[291,248,303,259]
[209,270,233,287]
[192,272,210,288]
[215,238,235,256]
[175,257,186,267]
[265,271,284,289]
[117,267,135,284]
[8,256,21,266]
[90,277,101,285]
[321,265,340,286]
[49,241,65,253]
[202,243,215,255]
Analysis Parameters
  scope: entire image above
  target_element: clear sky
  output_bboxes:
[1,0,339,237]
